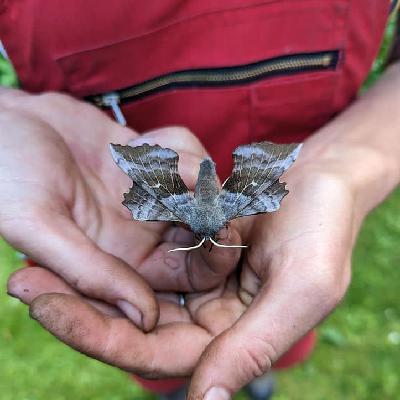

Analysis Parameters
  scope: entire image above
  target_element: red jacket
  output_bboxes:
[0,0,390,178]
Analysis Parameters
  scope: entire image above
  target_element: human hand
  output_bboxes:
[8,116,359,397]
[1,88,241,333]
[186,154,357,399]
[8,62,400,398]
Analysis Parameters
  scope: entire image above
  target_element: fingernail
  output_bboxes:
[238,288,254,306]
[204,387,231,400]
[128,136,157,147]
[7,290,19,299]
[116,300,143,329]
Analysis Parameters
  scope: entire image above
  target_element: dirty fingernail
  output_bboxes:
[238,288,254,306]
[116,300,143,329]
[204,387,231,400]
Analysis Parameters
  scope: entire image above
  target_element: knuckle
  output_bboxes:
[30,294,89,343]
[163,126,204,152]
[239,336,275,378]
[72,274,93,295]
[37,92,95,118]
[101,320,159,377]
[309,263,350,312]
[169,126,194,138]
[0,208,45,248]
[215,331,275,382]
[100,321,124,364]
[0,88,27,110]
[37,91,73,106]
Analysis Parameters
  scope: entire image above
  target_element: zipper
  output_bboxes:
[99,92,127,126]
[89,50,339,108]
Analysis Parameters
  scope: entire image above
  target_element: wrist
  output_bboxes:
[294,139,398,220]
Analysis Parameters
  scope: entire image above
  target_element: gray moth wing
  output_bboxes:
[218,142,302,221]
[122,183,178,222]
[110,143,195,223]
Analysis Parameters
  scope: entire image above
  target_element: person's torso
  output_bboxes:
[0,0,390,178]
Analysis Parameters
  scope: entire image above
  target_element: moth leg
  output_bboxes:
[168,238,206,252]
[209,238,248,249]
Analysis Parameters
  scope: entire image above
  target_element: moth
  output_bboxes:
[110,141,301,251]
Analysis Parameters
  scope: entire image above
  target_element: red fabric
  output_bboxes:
[8,0,390,394]
[132,376,188,395]
[0,0,389,178]
[274,330,317,369]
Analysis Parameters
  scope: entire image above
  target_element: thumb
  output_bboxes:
[187,322,278,400]
[187,272,323,399]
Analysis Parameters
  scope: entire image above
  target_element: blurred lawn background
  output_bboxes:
[1,14,400,400]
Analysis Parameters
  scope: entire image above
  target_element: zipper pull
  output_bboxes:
[101,92,127,126]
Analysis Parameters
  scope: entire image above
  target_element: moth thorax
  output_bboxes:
[191,205,227,239]
[194,158,219,203]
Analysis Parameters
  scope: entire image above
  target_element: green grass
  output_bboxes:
[0,56,17,87]
[1,14,399,400]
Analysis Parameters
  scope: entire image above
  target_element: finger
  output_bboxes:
[238,265,262,306]
[7,266,78,302]
[5,211,159,331]
[30,293,211,378]
[186,276,246,337]
[0,87,29,107]
[7,266,122,317]
[7,266,191,323]
[188,221,243,289]
[188,259,348,399]
[156,294,192,325]
[136,223,242,292]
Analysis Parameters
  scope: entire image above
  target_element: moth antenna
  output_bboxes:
[209,238,248,249]
[168,237,206,252]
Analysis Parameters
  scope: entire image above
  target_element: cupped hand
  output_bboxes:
[187,161,356,399]
[1,88,241,333]
[7,107,360,399]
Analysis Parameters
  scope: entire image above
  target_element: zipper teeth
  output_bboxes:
[91,51,338,106]
[122,54,333,99]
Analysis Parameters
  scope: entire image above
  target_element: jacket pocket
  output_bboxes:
[249,63,340,143]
